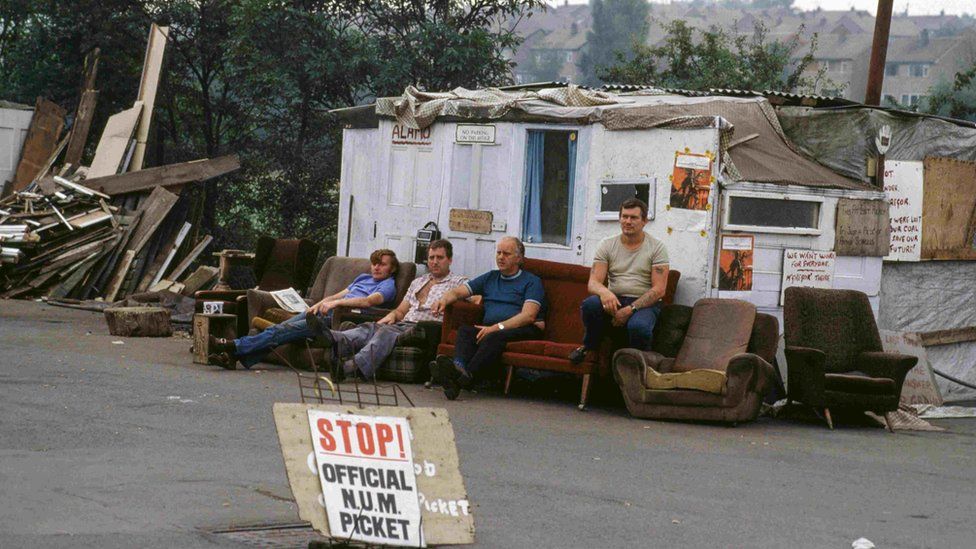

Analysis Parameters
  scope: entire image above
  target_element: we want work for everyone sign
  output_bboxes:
[308,411,424,546]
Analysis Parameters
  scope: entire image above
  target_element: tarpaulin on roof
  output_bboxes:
[375,85,621,130]
[602,99,871,191]
[777,107,976,184]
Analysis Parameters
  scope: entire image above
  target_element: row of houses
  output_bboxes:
[510,3,976,106]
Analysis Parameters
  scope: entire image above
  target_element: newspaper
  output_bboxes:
[270,287,308,313]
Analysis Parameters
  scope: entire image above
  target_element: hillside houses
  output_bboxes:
[513,2,976,105]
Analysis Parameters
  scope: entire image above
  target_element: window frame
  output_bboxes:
[520,127,581,248]
[595,178,656,221]
[722,190,826,236]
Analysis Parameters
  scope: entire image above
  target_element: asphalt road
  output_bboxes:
[1,300,974,548]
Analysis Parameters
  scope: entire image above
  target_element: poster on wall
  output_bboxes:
[718,234,754,292]
[669,150,714,210]
[883,160,923,261]
[780,249,836,305]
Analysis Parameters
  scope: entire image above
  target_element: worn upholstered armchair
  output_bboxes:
[783,287,917,431]
[194,236,319,336]
[613,298,779,424]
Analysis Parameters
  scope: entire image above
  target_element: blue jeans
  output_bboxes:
[580,294,662,351]
[330,322,416,378]
[233,310,331,368]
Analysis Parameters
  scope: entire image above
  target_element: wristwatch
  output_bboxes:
[629,305,638,313]
[497,323,506,330]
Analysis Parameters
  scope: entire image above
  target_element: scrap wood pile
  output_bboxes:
[0,24,238,305]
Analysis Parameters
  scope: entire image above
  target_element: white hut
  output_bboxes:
[331,86,886,326]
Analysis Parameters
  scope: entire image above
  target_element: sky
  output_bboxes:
[553,0,973,16]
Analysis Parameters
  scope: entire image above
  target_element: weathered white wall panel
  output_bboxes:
[584,126,721,306]
[716,183,885,325]
[338,128,380,257]
[0,106,34,188]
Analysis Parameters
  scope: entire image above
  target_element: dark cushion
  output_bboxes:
[825,372,895,396]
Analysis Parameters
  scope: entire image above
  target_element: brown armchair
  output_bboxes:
[245,256,417,370]
[783,287,917,431]
[194,236,319,336]
[613,299,780,424]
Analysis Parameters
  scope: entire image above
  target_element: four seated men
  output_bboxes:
[206,212,669,402]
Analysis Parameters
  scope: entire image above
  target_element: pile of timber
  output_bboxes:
[0,23,238,303]
[0,178,219,300]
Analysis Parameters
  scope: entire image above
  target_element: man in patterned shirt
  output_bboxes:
[318,239,467,381]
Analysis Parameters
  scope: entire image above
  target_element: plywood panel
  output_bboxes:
[130,24,169,171]
[922,157,976,260]
[12,98,66,190]
[88,103,143,178]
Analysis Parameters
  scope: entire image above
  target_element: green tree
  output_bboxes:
[924,64,976,122]
[578,0,649,86]
[599,20,832,94]
[0,0,542,260]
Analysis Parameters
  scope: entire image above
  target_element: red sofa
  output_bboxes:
[437,257,680,410]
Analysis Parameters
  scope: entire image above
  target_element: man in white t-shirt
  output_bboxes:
[569,198,670,364]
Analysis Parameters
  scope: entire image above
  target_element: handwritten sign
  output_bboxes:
[884,160,923,261]
[834,198,890,256]
[455,124,495,144]
[274,404,474,546]
[780,249,835,305]
[449,209,493,234]
[392,124,432,147]
[880,330,943,406]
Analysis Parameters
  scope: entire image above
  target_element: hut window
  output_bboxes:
[725,193,823,234]
[521,130,577,245]
[597,179,654,220]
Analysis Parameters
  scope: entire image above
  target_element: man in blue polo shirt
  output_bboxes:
[430,236,546,400]
[209,249,399,369]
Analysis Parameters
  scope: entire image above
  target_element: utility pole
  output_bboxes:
[865,0,894,105]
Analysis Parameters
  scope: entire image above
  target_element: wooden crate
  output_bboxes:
[193,313,237,365]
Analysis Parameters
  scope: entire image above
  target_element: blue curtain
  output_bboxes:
[521,131,545,243]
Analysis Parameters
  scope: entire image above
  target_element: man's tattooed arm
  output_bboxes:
[631,264,669,309]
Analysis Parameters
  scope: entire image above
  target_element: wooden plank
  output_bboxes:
[85,155,240,196]
[136,221,191,292]
[921,157,976,260]
[85,212,141,299]
[126,186,178,256]
[917,326,976,347]
[12,98,67,191]
[130,24,169,171]
[104,249,136,301]
[180,265,219,295]
[63,90,99,167]
[167,234,212,281]
[87,103,143,178]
